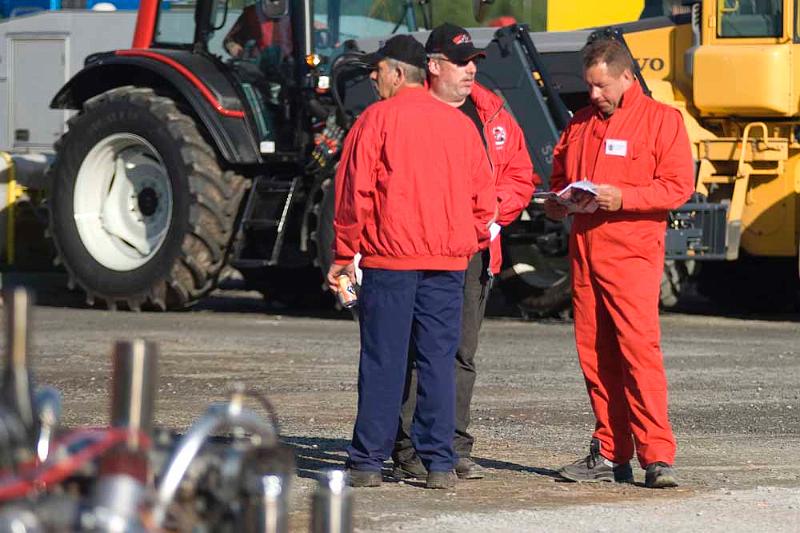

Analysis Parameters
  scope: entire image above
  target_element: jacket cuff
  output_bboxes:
[619,187,638,211]
[334,256,354,265]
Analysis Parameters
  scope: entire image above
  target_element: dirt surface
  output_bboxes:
[16,289,800,531]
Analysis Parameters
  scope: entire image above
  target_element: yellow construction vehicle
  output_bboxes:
[617,0,800,309]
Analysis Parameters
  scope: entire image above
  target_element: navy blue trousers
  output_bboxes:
[347,268,465,472]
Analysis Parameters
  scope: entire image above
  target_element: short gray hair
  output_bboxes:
[384,57,426,84]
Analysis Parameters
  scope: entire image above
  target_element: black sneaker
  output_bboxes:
[426,470,457,489]
[347,468,382,487]
[558,438,633,483]
[645,462,678,488]
[455,457,485,480]
[392,453,428,480]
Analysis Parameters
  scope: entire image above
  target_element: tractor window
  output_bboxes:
[718,0,784,37]
[313,0,412,58]
[154,0,283,62]
[154,0,198,47]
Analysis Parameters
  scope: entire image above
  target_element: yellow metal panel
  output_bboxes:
[740,172,797,256]
[546,0,644,31]
[693,44,793,116]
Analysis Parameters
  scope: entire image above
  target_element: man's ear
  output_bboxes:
[393,65,405,85]
[427,58,440,76]
[622,68,635,83]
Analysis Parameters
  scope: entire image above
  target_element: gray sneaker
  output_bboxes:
[645,462,678,488]
[392,453,427,480]
[455,457,485,480]
[558,439,633,483]
[426,470,457,489]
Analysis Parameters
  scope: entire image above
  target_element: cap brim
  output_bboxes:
[361,51,384,68]
[446,46,487,63]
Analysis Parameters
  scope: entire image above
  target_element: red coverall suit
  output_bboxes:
[550,82,694,467]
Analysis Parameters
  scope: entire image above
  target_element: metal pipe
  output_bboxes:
[310,470,352,533]
[2,287,36,439]
[259,474,288,533]
[151,400,279,527]
[110,340,157,451]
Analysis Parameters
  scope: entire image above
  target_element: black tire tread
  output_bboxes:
[48,86,246,310]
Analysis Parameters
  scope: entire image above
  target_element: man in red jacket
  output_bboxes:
[545,37,693,488]
[327,35,495,490]
[393,23,537,481]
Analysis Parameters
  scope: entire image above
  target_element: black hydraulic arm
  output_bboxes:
[515,27,572,131]
[476,24,570,188]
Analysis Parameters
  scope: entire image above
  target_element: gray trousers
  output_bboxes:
[394,250,491,460]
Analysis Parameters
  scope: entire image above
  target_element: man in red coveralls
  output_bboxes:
[545,37,693,488]
[326,35,495,490]
[393,23,536,482]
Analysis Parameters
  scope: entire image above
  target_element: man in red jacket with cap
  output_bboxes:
[327,35,495,490]
[546,37,693,488]
[393,23,537,482]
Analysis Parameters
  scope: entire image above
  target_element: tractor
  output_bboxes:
[46,0,576,315]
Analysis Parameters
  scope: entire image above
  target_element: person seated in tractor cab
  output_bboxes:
[223,0,293,72]
[223,0,294,151]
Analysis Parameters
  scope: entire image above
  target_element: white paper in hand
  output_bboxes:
[533,180,599,214]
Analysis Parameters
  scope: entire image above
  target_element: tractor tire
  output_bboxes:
[498,244,571,319]
[48,86,246,310]
[659,260,691,311]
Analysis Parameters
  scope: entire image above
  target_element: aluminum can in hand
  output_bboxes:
[337,275,357,308]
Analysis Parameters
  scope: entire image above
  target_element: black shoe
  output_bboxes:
[558,438,633,483]
[645,462,678,488]
[392,453,427,480]
[426,470,456,489]
[347,468,382,487]
[455,457,485,480]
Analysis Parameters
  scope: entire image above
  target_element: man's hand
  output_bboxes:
[326,262,356,293]
[597,185,622,211]
[225,41,244,58]
[595,184,622,211]
[544,198,568,220]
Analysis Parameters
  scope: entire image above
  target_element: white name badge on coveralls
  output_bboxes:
[605,139,627,157]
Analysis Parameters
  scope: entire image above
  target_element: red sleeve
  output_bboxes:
[620,107,695,212]
[333,114,379,264]
[494,119,537,226]
[549,124,571,193]
[471,136,495,247]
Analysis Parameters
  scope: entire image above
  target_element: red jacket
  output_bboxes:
[551,82,693,215]
[333,86,495,271]
[470,83,537,273]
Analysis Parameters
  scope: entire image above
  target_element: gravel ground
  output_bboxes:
[380,487,800,532]
[13,288,800,531]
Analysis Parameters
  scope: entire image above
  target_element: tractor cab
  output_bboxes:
[142,0,418,154]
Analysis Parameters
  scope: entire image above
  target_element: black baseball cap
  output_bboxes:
[425,23,486,63]
[362,35,427,70]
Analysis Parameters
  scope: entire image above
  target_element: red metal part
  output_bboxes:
[132,0,159,48]
[115,50,246,119]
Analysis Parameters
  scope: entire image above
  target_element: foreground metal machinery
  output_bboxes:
[0,287,353,532]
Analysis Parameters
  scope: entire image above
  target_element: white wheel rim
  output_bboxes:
[74,133,173,271]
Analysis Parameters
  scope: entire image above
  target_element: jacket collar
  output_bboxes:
[619,80,643,110]
[394,85,428,99]
[594,81,643,119]
[469,82,504,119]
